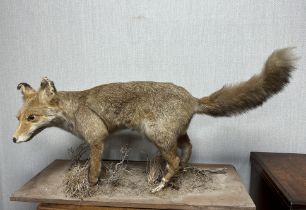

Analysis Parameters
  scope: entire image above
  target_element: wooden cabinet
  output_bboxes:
[250,152,306,210]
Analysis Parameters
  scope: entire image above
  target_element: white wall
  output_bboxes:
[1,1,306,209]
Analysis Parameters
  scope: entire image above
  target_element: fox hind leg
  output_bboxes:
[151,134,192,192]
[143,120,186,192]
[150,140,180,193]
[177,134,192,167]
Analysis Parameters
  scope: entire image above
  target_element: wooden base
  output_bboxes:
[37,203,150,210]
[11,160,255,210]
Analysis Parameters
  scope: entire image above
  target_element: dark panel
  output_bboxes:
[250,152,306,210]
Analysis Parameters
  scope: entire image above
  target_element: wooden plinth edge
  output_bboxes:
[37,203,153,210]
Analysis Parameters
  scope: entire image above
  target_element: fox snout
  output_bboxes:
[13,117,49,143]
[12,123,33,143]
[12,136,29,144]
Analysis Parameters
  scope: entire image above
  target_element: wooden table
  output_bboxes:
[11,160,255,210]
[250,152,306,210]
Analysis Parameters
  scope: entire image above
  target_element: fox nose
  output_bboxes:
[13,137,17,143]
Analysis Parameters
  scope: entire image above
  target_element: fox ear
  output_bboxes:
[17,83,36,100]
[39,77,58,104]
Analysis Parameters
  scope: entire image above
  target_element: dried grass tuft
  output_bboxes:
[146,154,166,185]
[168,166,226,191]
[146,153,226,191]
[63,143,228,199]
[63,144,131,198]
[100,145,130,186]
[67,143,89,165]
[63,161,98,198]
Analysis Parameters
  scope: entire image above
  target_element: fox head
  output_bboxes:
[13,77,61,143]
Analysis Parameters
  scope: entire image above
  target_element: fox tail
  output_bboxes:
[197,48,297,117]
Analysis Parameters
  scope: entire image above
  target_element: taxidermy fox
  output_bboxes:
[13,48,296,192]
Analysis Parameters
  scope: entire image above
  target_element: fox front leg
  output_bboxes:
[75,106,108,186]
[88,140,105,185]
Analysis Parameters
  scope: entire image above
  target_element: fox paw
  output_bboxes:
[150,178,167,193]
[88,176,98,186]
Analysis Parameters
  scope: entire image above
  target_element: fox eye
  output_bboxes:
[27,114,35,122]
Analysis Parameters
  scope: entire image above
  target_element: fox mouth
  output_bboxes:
[28,126,46,141]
